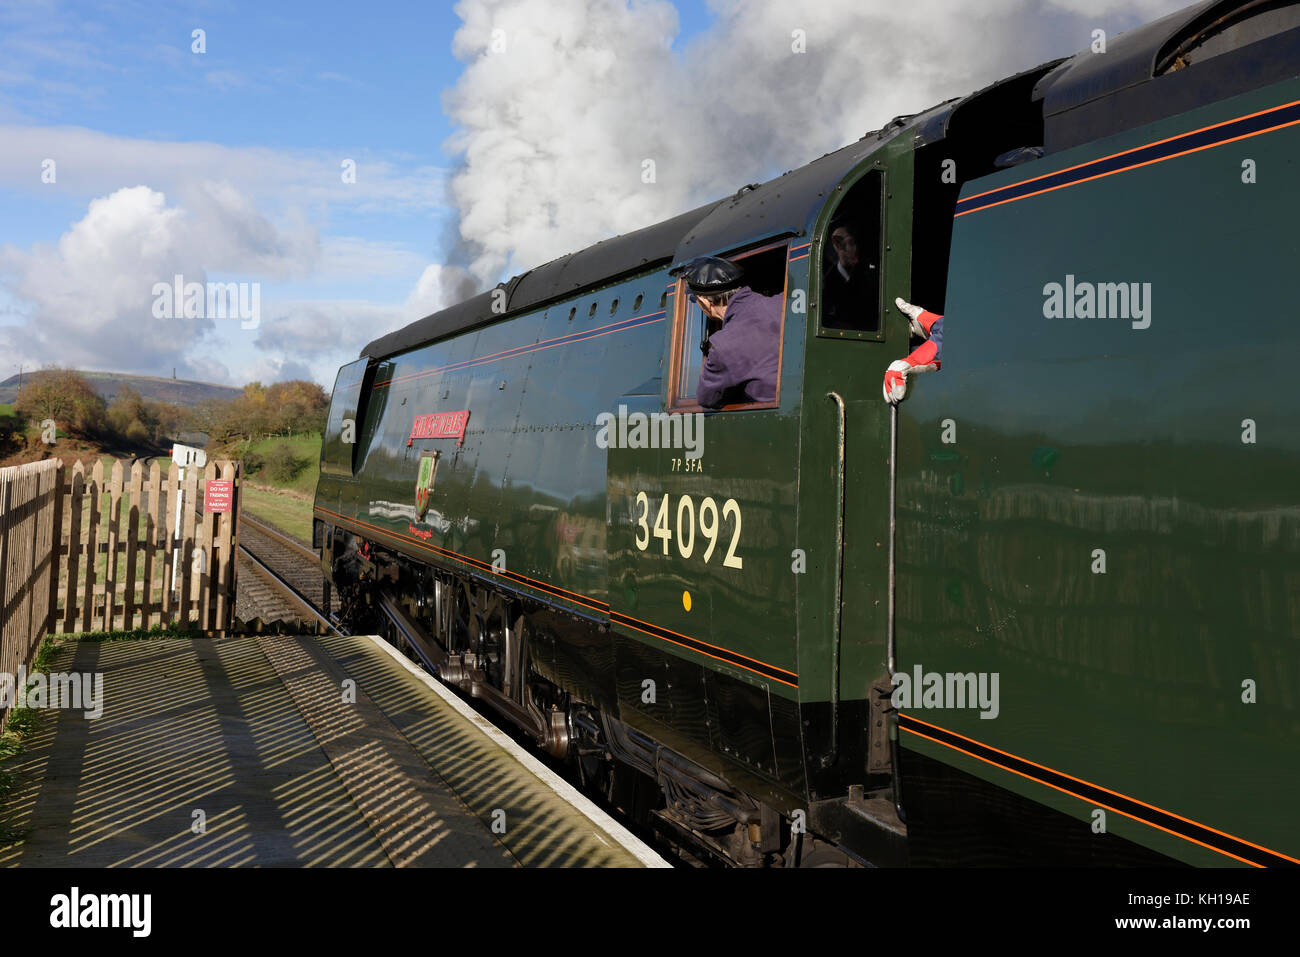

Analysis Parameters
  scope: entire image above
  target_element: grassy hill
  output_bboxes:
[0,370,240,408]
[237,433,321,497]
[227,433,321,542]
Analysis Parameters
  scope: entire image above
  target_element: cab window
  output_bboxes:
[321,357,370,476]
[667,240,788,412]
[818,168,884,338]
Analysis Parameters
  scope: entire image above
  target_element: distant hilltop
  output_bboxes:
[0,370,241,408]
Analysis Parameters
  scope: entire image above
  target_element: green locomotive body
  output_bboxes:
[315,0,1300,866]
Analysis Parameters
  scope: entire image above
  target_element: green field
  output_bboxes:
[239,484,313,544]
[236,433,321,496]
[144,449,316,543]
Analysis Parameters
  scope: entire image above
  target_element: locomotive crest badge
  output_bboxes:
[414,451,440,521]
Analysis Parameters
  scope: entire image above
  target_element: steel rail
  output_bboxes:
[240,513,320,564]
[237,542,344,636]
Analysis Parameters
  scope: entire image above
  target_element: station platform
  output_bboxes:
[0,633,666,868]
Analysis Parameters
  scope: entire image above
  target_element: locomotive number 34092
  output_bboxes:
[633,492,743,569]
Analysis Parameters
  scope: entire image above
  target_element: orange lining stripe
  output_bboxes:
[956,99,1300,219]
[317,505,606,609]
[375,311,667,388]
[962,96,1300,204]
[901,712,1299,866]
[900,724,1260,867]
[956,117,1300,218]
[315,506,610,613]
[483,314,664,365]
[616,610,798,679]
[615,618,798,689]
[788,253,810,263]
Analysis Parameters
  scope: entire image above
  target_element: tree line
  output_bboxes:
[189,380,329,444]
[9,369,328,451]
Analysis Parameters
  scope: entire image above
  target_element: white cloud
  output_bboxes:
[0,128,451,383]
[237,356,321,386]
[441,0,1191,286]
[252,299,402,360]
[0,184,321,378]
[0,124,448,214]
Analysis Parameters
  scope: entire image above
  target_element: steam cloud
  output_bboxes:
[433,0,1188,302]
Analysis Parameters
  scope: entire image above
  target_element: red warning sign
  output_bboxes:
[204,480,234,514]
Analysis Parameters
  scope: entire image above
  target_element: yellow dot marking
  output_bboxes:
[682,590,692,612]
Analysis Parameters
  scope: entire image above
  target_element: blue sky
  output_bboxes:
[0,0,724,386]
[0,0,1180,388]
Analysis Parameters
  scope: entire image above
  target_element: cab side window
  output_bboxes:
[819,169,884,337]
[668,241,789,412]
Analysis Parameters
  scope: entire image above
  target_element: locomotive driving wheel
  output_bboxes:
[463,584,507,687]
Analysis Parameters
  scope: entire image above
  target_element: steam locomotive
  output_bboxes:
[315,0,1300,866]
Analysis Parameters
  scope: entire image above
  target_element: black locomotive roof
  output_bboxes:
[666,110,935,266]
[1033,0,1220,117]
[361,200,723,359]
[1033,0,1300,152]
[360,103,951,361]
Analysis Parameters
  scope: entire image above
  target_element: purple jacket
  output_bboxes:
[696,287,782,408]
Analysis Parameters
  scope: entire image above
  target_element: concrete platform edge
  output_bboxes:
[363,635,671,869]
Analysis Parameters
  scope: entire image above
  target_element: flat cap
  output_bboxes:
[683,256,743,296]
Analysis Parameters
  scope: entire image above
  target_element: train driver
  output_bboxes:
[685,256,782,409]
[883,297,944,403]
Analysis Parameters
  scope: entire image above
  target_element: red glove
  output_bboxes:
[883,339,940,404]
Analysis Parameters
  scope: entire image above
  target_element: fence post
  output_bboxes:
[63,462,85,634]
[144,460,162,628]
[81,460,102,632]
[0,468,15,701]
[48,460,64,637]
[102,460,123,632]
[123,460,143,631]
[16,466,37,662]
[0,460,61,726]
[214,460,240,635]
[161,461,178,622]
[198,461,216,631]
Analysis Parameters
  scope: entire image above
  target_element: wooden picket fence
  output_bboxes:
[0,458,242,684]
[0,459,62,725]
[55,458,242,635]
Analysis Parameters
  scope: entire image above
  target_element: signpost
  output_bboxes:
[170,444,207,598]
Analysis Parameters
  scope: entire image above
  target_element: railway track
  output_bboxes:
[236,514,342,634]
